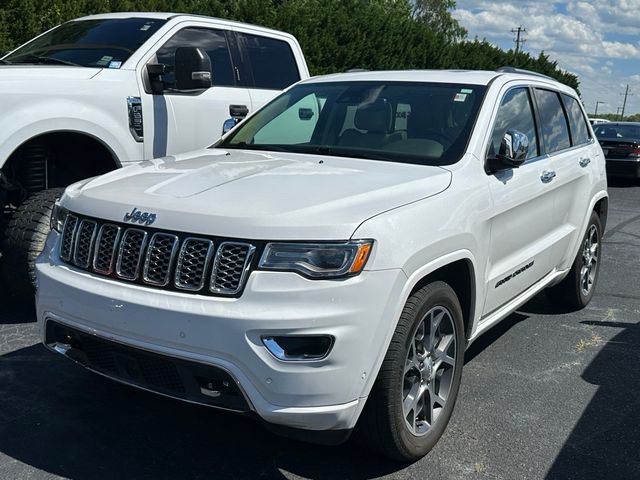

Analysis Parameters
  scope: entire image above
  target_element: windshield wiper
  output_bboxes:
[224,141,291,152]
[308,145,397,163]
[9,54,81,66]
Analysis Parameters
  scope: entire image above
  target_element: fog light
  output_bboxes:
[262,335,334,361]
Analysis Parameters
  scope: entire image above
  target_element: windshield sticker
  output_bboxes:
[108,61,122,69]
[140,24,152,31]
[461,88,473,94]
[97,55,113,66]
[453,93,467,102]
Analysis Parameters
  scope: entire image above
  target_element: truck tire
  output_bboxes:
[547,211,602,311]
[1,188,65,300]
[358,281,465,461]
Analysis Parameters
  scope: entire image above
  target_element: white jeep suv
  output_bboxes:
[36,68,608,461]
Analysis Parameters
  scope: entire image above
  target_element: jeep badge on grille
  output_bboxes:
[124,207,156,225]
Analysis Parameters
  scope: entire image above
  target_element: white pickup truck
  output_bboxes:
[0,12,309,297]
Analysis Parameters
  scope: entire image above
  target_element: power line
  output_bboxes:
[511,26,527,53]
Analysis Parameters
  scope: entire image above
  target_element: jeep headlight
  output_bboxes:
[258,240,373,279]
[50,201,69,233]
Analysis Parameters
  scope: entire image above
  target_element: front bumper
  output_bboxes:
[36,232,406,432]
[606,158,640,178]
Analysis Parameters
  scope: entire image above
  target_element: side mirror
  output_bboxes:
[174,47,212,91]
[487,129,529,172]
[222,118,238,135]
[222,105,250,134]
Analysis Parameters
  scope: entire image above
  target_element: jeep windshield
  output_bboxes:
[3,18,166,68]
[218,81,486,166]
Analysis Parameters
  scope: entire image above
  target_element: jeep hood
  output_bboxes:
[63,149,452,240]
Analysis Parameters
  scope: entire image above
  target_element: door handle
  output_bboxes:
[579,157,591,167]
[229,104,249,120]
[541,170,556,183]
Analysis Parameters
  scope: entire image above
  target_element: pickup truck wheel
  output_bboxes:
[359,281,465,462]
[1,188,64,300]
[547,211,602,310]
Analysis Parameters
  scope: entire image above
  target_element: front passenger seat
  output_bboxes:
[338,100,398,148]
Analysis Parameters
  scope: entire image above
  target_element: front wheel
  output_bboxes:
[359,281,465,462]
[547,211,602,310]
[1,188,64,300]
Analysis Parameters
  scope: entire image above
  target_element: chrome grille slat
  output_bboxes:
[93,224,121,275]
[73,220,98,268]
[58,213,256,297]
[116,229,148,281]
[143,233,179,286]
[60,215,79,262]
[210,242,256,295]
[174,238,214,291]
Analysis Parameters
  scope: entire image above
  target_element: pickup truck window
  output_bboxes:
[154,27,236,89]
[4,18,166,68]
[239,33,300,90]
[218,81,486,166]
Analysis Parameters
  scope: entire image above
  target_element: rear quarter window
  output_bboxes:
[562,94,591,145]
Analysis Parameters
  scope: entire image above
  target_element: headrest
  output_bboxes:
[354,100,392,134]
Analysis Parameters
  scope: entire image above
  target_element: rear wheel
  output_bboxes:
[359,281,465,462]
[547,211,602,310]
[1,188,64,300]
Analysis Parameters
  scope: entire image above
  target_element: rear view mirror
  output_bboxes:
[174,47,212,91]
[487,129,529,172]
[299,108,314,120]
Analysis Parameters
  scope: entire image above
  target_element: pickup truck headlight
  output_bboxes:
[50,201,69,233]
[258,240,373,279]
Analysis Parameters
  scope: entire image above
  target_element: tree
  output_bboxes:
[413,0,466,43]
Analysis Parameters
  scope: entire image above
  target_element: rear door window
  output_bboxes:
[534,89,571,153]
[238,34,300,90]
[562,94,591,145]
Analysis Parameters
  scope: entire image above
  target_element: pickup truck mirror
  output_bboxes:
[174,47,212,91]
[487,129,529,172]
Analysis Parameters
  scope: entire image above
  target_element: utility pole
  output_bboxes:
[616,106,623,120]
[620,84,633,120]
[594,101,604,117]
[511,26,527,53]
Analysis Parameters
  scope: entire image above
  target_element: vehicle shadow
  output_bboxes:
[0,294,35,325]
[0,345,405,480]
[545,320,640,479]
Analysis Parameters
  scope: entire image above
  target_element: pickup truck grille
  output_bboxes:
[59,213,257,297]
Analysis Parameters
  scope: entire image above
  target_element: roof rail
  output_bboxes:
[496,66,555,81]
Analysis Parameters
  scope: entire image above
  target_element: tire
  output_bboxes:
[359,281,465,462]
[547,211,602,310]
[1,188,65,300]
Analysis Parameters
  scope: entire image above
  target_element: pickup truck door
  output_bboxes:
[140,26,251,158]
[482,86,557,316]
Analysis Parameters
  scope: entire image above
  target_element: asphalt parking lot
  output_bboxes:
[1,180,639,480]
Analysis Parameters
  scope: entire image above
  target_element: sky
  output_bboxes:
[452,0,640,116]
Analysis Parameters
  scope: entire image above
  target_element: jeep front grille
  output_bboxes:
[59,213,257,297]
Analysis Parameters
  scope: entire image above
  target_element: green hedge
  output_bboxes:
[0,0,579,91]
